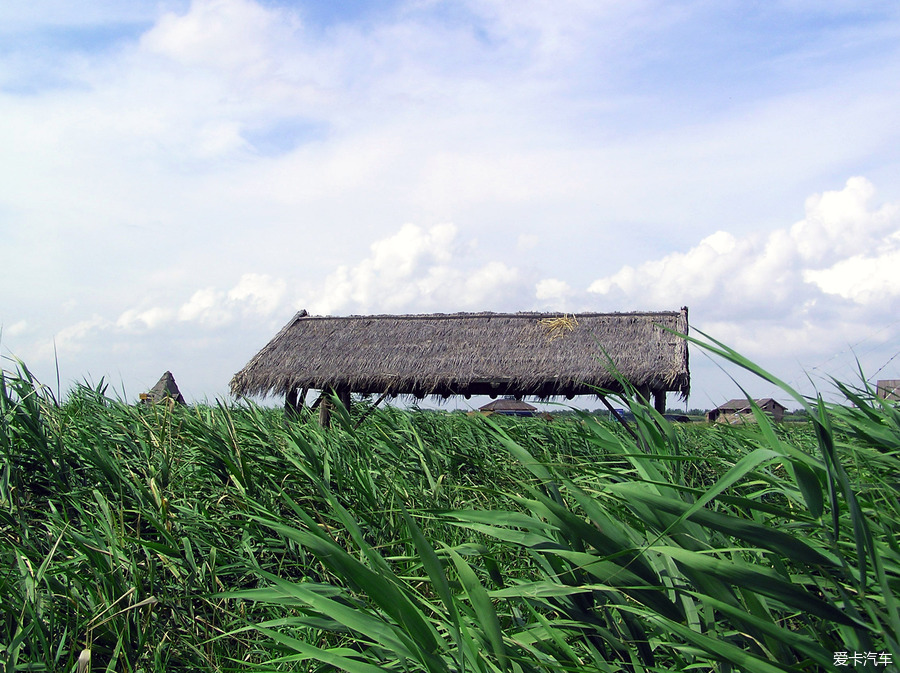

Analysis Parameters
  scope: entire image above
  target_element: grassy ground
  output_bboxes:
[1,347,898,672]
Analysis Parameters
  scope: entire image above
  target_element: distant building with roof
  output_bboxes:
[876,380,900,402]
[479,398,538,417]
[706,398,785,424]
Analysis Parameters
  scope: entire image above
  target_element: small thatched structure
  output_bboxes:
[231,309,689,417]
[479,398,538,417]
[141,371,186,405]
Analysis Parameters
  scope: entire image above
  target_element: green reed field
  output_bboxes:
[1,340,898,672]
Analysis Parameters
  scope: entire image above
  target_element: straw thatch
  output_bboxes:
[141,371,185,405]
[230,308,689,401]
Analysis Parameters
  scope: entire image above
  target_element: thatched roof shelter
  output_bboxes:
[230,309,689,405]
[141,371,185,405]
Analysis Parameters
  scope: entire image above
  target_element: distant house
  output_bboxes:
[706,398,785,424]
[876,380,900,402]
[479,398,538,417]
[140,371,186,405]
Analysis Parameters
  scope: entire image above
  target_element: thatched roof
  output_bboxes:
[231,308,689,400]
[142,371,185,405]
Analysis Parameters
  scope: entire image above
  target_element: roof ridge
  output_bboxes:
[295,310,684,321]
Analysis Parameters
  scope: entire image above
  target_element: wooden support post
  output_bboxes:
[317,387,350,428]
[338,387,351,413]
[600,395,640,443]
[653,390,666,414]
[635,384,652,406]
[318,392,332,428]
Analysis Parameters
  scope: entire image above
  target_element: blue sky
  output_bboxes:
[2,0,900,409]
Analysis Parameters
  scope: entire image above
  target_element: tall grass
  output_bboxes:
[0,343,897,672]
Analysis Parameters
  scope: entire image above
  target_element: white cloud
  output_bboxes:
[117,306,175,331]
[461,261,520,306]
[140,0,291,71]
[804,248,900,305]
[173,272,288,326]
[694,316,890,371]
[4,320,28,337]
[53,315,110,355]
[369,222,456,276]
[103,218,522,334]
[113,273,286,333]
[790,176,898,264]
[587,177,900,361]
[105,223,525,331]
[178,287,231,325]
[303,223,525,315]
[227,273,287,316]
[587,230,753,306]
[535,278,573,307]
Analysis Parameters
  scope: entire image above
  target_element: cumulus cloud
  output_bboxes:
[587,177,900,359]
[461,261,521,306]
[117,307,175,331]
[4,320,28,337]
[804,248,900,304]
[790,177,897,264]
[59,174,900,371]
[178,288,230,325]
[175,272,289,326]
[303,223,524,314]
[535,278,573,307]
[588,230,751,308]
[140,0,292,71]
[101,223,529,339]
[227,273,287,316]
[111,273,290,333]
[53,315,110,355]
